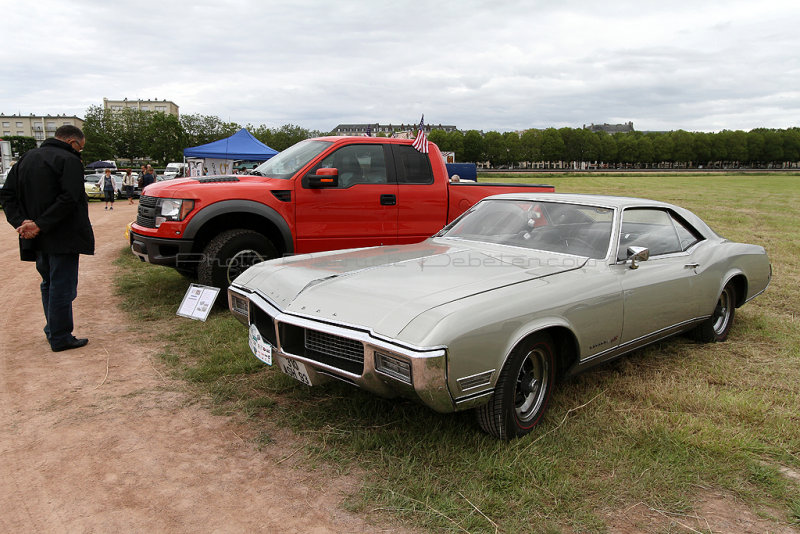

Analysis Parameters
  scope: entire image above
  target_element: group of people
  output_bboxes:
[0,126,165,352]
[100,164,156,209]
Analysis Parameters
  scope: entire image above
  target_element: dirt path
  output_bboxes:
[0,200,409,533]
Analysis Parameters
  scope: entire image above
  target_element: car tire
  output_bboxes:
[691,283,736,343]
[475,333,556,440]
[197,229,278,293]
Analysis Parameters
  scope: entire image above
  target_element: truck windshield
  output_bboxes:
[251,140,332,180]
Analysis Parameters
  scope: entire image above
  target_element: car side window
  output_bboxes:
[315,145,388,188]
[393,145,434,184]
[617,208,701,260]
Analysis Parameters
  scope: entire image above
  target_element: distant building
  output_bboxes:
[0,114,85,146]
[103,98,180,117]
[584,122,634,134]
[332,122,458,136]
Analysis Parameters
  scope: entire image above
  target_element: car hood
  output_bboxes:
[234,239,588,338]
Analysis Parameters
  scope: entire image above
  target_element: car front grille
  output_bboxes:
[305,329,364,366]
[136,195,158,228]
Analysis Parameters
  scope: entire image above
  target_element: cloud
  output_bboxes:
[1,0,799,133]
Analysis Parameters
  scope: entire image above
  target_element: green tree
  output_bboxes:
[615,133,638,163]
[782,128,800,162]
[596,132,617,163]
[3,136,37,158]
[637,135,655,164]
[540,128,565,162]
[502,131,522,166]
[746,130,766,164]
[427,128,448,151]
[670,130,694,163]
[111,108,150,161]
[146,112,184,166]
[81,105,116,163]
[650,132,673,163]
[692,132,712,164]
[462,130,484,162]
[483,131,505,166]
[444,130,464,158]
[520,129,542,162]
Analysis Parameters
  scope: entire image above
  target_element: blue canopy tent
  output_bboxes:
[183,128,278,160]
[183,129,278,175]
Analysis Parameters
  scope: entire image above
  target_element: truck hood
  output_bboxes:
[233,239,588,338]
[142,175,287,197]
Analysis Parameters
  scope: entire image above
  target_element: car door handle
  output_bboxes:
[380,194,396,206]
[684,263,700,269]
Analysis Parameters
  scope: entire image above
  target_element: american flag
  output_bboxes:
[412,115,428,153]
[364,124,372,137]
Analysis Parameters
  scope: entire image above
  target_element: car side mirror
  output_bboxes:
[306,168,339,188]
[627,246,650,269]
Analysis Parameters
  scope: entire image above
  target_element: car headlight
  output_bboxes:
[155,198,195,227]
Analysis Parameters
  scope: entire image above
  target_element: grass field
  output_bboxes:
[115,173,800,533]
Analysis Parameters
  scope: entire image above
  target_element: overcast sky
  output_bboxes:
[2,0,798,133]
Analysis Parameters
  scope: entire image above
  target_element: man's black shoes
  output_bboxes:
[51,337,89,352]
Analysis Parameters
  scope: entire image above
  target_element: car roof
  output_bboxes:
[484,192,674,210]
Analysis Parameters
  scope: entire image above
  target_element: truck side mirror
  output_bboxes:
[306,168,339,188]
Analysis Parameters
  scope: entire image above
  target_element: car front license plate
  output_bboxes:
[249,323,272,365]
[276,356,313,386]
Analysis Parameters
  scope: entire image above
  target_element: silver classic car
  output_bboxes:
[228,193,771,439]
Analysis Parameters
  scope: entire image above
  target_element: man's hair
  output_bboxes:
[54,125,85,141]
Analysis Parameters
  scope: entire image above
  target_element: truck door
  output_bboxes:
[389,144,449,243]
[295,143,399,253]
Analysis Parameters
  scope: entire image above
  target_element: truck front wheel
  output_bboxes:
[198,229,278,290]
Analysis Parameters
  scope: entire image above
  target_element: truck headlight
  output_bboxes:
[155,198,195,227]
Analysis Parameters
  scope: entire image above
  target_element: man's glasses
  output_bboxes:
[70,139,85,152]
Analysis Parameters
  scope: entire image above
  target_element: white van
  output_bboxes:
[163,162,187,179]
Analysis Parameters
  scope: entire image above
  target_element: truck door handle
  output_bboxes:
[684,263,700,269]
[380,194,396,206]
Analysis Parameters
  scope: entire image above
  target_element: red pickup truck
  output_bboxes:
[129,136,554,289]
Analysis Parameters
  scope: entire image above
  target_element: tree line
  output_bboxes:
[79,106,323,166]
[425,127,800,168]
[9,105,799,169]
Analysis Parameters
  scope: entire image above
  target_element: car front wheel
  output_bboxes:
[476,333,556,440]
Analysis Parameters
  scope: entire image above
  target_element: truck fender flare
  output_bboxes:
[182,199,294,254]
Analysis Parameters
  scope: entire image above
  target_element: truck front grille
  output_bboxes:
[136,195,158,228]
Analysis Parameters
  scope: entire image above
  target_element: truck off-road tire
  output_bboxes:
[197,229,278,292]
[691,283,736,343]
[475,333,556,440]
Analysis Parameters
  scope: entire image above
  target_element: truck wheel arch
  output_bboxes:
[183,200,294,255]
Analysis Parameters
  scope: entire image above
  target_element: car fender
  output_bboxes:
[500,316,576,371]
[182,199,294,254]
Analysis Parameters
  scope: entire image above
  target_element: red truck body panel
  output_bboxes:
[129,136,553,286]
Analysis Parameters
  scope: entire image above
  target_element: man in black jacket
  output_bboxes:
[0,125,95,352]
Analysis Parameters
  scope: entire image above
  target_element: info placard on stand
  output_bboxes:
[177,284,220,321]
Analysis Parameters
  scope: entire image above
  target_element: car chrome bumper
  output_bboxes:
[229,285,455,413]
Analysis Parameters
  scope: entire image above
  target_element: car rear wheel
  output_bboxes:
[198,229,278,295]
[476,333,556,440]
[691,283,736,343]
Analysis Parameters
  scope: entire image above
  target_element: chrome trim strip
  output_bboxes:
[581,316,708,364]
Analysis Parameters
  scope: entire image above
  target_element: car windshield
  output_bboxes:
[439,199,614,259]
[251,140,332,179]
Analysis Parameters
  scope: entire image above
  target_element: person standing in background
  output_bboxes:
[0,125,95,352]
[101,168,117,210]
[140,164,155,191]
[122,168,135,204]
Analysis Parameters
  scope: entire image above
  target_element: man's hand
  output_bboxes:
[17,220,40,239]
